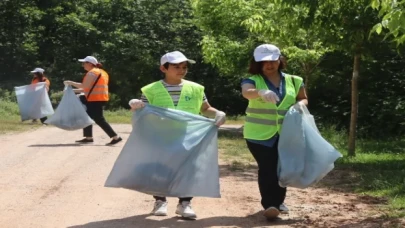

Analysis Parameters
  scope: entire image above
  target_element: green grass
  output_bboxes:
[105,109,132,124]
[218,132,254,171]
[218,125,405,218]
[0,100,40,134]
[334,142,405,218]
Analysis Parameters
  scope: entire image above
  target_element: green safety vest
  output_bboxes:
[243,74,303,140]
[141,80,204,115]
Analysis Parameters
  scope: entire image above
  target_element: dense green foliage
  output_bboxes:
[0,0,404,138]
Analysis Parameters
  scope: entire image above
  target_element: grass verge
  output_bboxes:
[218,125,405,218]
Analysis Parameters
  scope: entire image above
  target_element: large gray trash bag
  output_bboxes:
[45,86,94,130]
[105,104,220,198]
[278,105,342,188]
[14,82,54,121]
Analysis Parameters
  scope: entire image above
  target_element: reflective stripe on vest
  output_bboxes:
[83,68,109,102]
[246,107,288,116]
[243,74,303,140]
[141,80,204,115]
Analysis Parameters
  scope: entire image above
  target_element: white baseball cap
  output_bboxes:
[160,51,196,65]
[30,68,45,73]
[78,56,98,65]
[253,44,281,62]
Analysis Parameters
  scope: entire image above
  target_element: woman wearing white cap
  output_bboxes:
[30,67,50,125]
[241,44,308,220]
[64,56,122,145]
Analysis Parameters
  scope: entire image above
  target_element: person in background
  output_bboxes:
[30,67,50,125]
[241,44,308,220]
[64,56,122,146]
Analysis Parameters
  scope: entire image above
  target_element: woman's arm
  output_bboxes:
[64,81,85,89]
[73,88,84,93]
[296,87,308,105]
[241,83,261,100]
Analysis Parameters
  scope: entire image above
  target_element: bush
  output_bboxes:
[104,93,122,110]
[50,91,64,108]
[0,88,17,102]
[0,99,20,118]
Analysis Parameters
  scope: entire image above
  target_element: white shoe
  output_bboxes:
[151,200,168,216]
[279,203,289,214]
[263,207,280,219]
[175,201,197,219]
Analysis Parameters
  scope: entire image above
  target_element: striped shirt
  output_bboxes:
[141,80,208,106]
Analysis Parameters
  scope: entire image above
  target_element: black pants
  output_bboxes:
[83,101,117,138]
[40,117,47,123]
[246,140,286,210]
[153,196,193,203]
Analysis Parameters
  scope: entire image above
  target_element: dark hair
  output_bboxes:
[248,55,287,75]
[163,62,170,69]
[162,62,190,70]
[34,72,46,82]
[86,62,103,69]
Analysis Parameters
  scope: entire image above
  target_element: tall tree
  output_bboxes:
[191,0,328,87]
[278,0,383,156]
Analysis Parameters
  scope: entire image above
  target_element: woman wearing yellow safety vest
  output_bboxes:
[64,56,122,146]
[241,44,308,220]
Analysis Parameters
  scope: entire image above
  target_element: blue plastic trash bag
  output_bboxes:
[105,104,220,198]
[45,86,94,130]
[278,105,342,188]
[14,82,54,121]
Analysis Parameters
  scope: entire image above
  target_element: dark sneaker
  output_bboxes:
[106,137,122,146]
[75,138,94,143]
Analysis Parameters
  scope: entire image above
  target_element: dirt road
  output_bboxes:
[0,125,402,228]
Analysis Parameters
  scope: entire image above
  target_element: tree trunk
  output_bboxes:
[305,72,310,92]
[348,53,360,157]
[302,63,310,94]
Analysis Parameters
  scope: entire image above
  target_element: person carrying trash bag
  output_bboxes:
[241,44,308,220]
[64,56,122,146]
[30,67,51,125]
[128,51,227,219]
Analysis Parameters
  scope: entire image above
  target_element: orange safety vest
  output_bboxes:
[82,68,109,102]
[31,76,50,87]
[31,77,50,92]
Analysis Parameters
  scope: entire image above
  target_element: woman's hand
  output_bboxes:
[64,80,73,86]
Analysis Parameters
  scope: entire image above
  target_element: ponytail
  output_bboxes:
[96,63,103,68]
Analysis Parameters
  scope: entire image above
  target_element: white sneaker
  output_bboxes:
[175,201,197,219]
[263,206,280,219]
[279,203,289,214]
[151,200,168,216]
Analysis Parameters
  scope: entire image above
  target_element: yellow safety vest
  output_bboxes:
[243,74,303,140]
[141,80,204,115]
